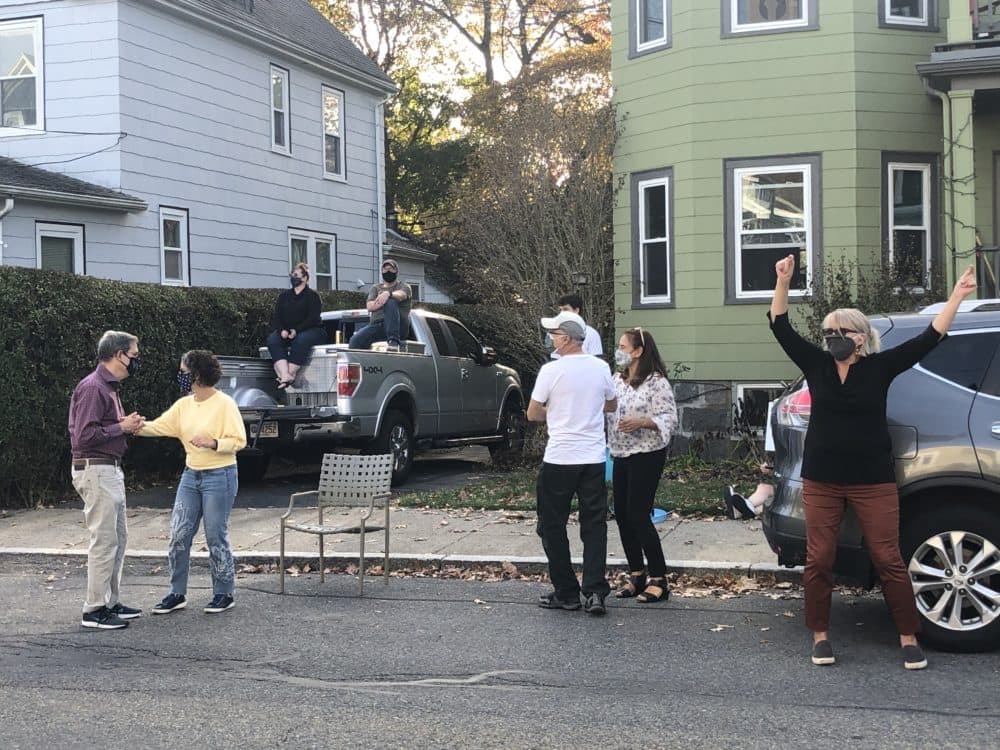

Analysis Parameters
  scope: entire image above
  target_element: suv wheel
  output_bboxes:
[901,506,1000,652]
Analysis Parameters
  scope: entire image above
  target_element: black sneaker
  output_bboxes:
[109,602,142,620]
[152,593,187,615]
[811,639,836,666]
[204,594,235,614]
[902,644,928,670]
[582,593,607,616]
[81,606,129,630]
[537,592,581,611]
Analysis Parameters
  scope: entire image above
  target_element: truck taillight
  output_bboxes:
[777,384,811,428]
[337,362,361,397]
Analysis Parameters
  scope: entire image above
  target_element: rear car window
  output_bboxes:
[918,331,1000,391]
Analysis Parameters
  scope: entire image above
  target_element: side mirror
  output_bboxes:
[480,346,498,366]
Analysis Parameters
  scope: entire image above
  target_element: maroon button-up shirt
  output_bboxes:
[68,364,128,460]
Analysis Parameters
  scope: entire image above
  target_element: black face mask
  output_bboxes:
[122,353,140,376]
[825,336,858,362]
[290,275,304,288]
[382,271,397,283]
[177,371,193,393]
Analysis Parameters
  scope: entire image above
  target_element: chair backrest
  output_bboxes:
[317,453,393,508]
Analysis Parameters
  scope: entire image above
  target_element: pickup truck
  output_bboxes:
[216,308,526,485]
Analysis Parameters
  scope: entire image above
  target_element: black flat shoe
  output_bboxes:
[614,571,647,599]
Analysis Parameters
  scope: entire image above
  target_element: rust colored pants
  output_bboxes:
[802,479,920,635]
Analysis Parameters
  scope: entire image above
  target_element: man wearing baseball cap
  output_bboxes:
[527,310,617,615]
[349,258,413,352]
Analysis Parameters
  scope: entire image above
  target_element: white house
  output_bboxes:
[0,0,401,289]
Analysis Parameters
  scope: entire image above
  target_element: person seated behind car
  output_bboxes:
[266,262,327,389]
[349,259,412,352]
[724,461,774,519]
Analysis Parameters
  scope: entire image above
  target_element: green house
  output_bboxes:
[612,0,994,445]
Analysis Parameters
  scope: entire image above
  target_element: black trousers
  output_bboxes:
[612,448,668,578]
[536,462,610,599]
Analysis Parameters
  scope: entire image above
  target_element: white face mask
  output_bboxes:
[614,349,633,370]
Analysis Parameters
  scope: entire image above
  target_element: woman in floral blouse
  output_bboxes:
[607,328,678,603]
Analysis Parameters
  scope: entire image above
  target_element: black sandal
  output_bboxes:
[637,577,669,603]
[614,571,647,599]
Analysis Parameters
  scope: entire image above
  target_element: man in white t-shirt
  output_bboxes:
[549,294,602,359]
[527,310,617,615]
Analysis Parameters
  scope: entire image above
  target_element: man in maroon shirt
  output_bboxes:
[68,330,145,630]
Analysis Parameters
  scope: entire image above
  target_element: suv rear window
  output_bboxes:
[918,331,1000,391]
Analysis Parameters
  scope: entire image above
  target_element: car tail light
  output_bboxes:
[337,362,361,397]
[777,383,811,428]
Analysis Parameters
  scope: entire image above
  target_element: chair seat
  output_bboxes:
[283,520,355,535]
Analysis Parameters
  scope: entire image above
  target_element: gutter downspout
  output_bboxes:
[0,197,13,262]
[374,91,393,275]
[923,78,957,285]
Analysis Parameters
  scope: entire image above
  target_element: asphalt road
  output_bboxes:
[1,561,998,749]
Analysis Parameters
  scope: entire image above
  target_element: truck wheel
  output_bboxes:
[489,402,526,467]
[236,451,271,483]
[901,504,1000,653]
[370,410,414,486]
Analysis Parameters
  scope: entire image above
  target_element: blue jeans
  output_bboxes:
[169,465,238,596]
[266,326,327,366]
[349,298,409,348]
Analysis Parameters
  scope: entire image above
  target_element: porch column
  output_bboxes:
[947,88,976,289]
[946,0,972,43]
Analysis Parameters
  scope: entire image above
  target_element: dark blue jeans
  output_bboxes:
[349,298,409,348]
[266,326,327,365]
[536,462,610,599]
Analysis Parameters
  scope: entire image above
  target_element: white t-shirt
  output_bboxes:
[551,325,603,359]
[531,354,616,465]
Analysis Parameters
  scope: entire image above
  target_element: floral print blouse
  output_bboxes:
[606,372,678,458]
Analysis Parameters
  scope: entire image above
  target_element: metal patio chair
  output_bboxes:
[279,452,393,595]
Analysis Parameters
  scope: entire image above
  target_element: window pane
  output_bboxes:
[740,231,805,247]
[892,169,925,226]
[643,240,669,296]
[273,111,285,147]
[920,333,1000,391]
[40,236,74,273]
[410,283,421,302]
[316,275,332,291]
[736,387,783,429]
[290,238,307,267]
[738,0,803,24]
[1,78,36,127]
[740,171,805,231]
[426,317,454,356]
[271,72,284,107]
[741,246,806,292]
[325,134,341,174]
[892,229,926,279]
[642,183,666,239]
[445,321,481,360]
[162,219,181,248]
[316,241,332,274]
[640,0,664,43]
[164,249,182,280]
[890,0,923,19]
[0,28,35,75]
[323,90,340,134]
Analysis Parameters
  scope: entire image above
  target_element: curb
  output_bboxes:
[0,547,805,583]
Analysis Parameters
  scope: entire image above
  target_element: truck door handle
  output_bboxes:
[461,368,470,381]
[992,422,1000,438]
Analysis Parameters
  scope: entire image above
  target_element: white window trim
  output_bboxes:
[733,382,785,440]
[887,161,931,285]
[35,222,83,273]
[885,0,928,26]
[638,176,671,304]
[321,85,346,182]
[729,0,809,34]
[288,229,337,289]
[0,17,45,136]
[407,280,422,302]
[733,163,813,300]
[159,207,189,286]
[635,0,669,52]
[270,64,290,155]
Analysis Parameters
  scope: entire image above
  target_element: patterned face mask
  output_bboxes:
[177,370,193,393]
[614,349,633,370]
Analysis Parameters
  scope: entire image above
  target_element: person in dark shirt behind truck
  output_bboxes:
[349,258,412,352]
[267,262,326,389]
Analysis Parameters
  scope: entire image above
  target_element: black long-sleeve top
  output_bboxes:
[768,311,944,485]
[271,287,322,332]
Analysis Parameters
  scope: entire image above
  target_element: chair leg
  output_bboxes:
[279,524,286,594]
[319,534,325,583]
[384,502,390,586]
[359,518,366,596]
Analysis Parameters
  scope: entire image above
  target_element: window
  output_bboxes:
[425,316,454,356]
[444,320,482,360]
[408,281,421,302]
[289,229,336,290]
[159,208,189,285]
[629,0,671,57]
[631,167,673,307]
[270,65,290,154]
[322,85,345,180]
[880,0,935,29]
[0,17,44,131]
[734,382,785,435]
[918,331,1000,392]
[883,155,936,289]
[724,155,820,302]
[36,223,83,273]
[722,0,817,37]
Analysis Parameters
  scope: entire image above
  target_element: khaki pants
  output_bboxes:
[71,464,128,613]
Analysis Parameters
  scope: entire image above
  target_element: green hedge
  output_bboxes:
[0,267,547,507]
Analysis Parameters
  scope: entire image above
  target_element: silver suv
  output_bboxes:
[763,301,1000,652]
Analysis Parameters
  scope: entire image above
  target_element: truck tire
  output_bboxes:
[369,410,414,486]
[236,451,271,483]
[489,402,526,467]
[900,503,1000,653]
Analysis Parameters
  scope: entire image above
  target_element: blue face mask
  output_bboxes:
[177,371,193,393]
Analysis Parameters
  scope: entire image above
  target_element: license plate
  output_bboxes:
[249,421,278,438]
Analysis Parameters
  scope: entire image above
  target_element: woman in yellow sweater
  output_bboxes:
[137,350,247,615]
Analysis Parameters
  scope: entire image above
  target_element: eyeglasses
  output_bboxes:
[822,328,859,337]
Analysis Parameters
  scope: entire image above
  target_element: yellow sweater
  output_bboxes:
[139,391,247,470]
